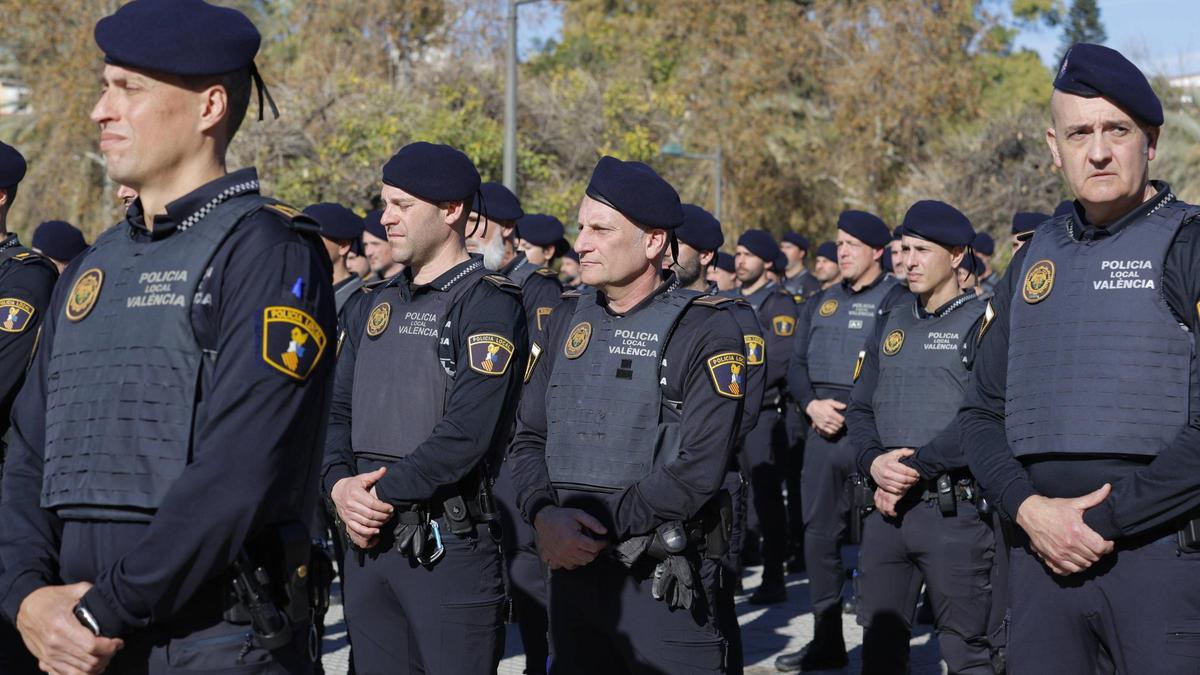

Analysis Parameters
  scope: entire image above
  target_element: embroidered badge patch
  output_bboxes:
[524,342,543,383]
[819,299,838,317]
[262,306,327,380]
[707,352,747,399]
[882,329,905,356]
[772,315,796,337]
[468,333,515,376]
[366,302,391,337]
[1023,260,1055,304]
[0,298,35,333]
[66,268,103,322]
[536,306,553,332]
[564,321,591,359]
[744,335,765,366]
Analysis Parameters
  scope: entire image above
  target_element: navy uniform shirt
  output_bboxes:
[0,236,56,440]
[962,183,1200,539]
[501,253,562,334]
[509,276,745,541]
[740,282,799,399]
[0,168,336,636]
[322,256,528,503]
[783,269,821,301]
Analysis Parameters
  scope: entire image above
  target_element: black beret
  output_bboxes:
[714,251,736,273]
[837,210,890,248]
[958,253,984,276]
[900,200,975,248]
[676,203,724,251]
[586,156,683,230]
[773,252,788,273]
[1012,211,1049,235]
[362,209,386,240]
[95,0,261,76]
[472,182,523,222]
[32,220,87,262]
[382,142,480,203]
[1054,43,1163,127]
[517,214,565,247]
[892,225,905,241]
[781,232,809,250]
[815,241,838,262]
[972,231,995,256]
[0,142,26,188]
[1054,199,1074,219]
[563,249,579,263]
[303,203,363,242]
[881,247,894,274]
[736,229,780,262]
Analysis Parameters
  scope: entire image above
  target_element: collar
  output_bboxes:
[739,280,779,301]
[128,168,261,238]
[400,254,484,296]
[596,271,681,316]
[841,270,887,295]
[500,252,528,276]
[786,269,810,281]
[0,233,20,253]
[916,290,977,319]
[1069,180,1173,241]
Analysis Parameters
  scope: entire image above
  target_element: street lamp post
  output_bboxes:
[503,0,546,194]
[660,142,722,221]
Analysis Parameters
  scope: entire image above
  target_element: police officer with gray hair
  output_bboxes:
[963,43,1200,673]
[848,201,993,674]
[509,157,745,673]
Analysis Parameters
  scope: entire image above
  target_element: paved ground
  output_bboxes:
[321,565,947,674]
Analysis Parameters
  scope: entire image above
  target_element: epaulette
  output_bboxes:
[482,273,521,292]
[793,294,807,304]
[534,267,558,278]
[262,202,303,220]
[691,294,734,308]
[10,250,46,264]
[560,289,583,299]
[262,201,321,236]
[362,277,388,292]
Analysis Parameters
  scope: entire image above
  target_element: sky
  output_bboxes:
[519,1,1200,78]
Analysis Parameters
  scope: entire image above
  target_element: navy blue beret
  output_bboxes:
[881,247,894,274]
[1012,211,1049,235]
[815,241,838,262]
[736,229,780,262]
[972,231,995,256]
[676,204,724,251]
[1054,199,1074,219]
[1054,43,1162,127]
[900,200,975,248]
[892,225,905,241]
[958,253,984,276]
[586,156,683,230]
[837,210,890,248]
[32,220,87,262]
[472,182,523,222]
[781,232,809,250]
[382,142,480,203]
[362,209,386,240]
[714,251,736,273]
[563,249,579,263]
[303,203,363,242]
[95,0,261,76]
[773,252,788,273]
[0,142,26,188]
[517,214,565,247]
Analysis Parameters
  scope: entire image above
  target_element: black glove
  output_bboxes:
[394,518,430,559]
[651,555,697,610]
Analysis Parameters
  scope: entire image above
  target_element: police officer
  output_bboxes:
[1009,211,1047,254]
[31,220,88,274]
[515,213,567,329]
[972,232,998,293]
[560,249,583,289]
[962,43,1200,674]
[304,202,366,320]
[466,181,521,271]
[509,156,744,673]
[324,142,526,674]
[848,201,993,674]
[780,232,822,301]
[0,1,335,672]
[958,254,986,299]
[667,203,765,675]
[362,209,404,281]
[0,142,57,673]
[812,241,841,290]
[777,211,904,671]
[709,251,739,292]
[888,226,909,286]
[733,229,799,604]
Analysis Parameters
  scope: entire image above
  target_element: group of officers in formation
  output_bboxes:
[0,2,1197,675]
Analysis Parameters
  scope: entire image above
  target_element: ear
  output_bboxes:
[443,200,469,229]
[0,188,9,211]
[871,246,883,263]
[197,84,229,136]
[644,227,669,262]
[699,250,715,268]
[948,245,966,269]
[1045,125,1063,169]
[1146,125,1161,162]
[337,240,352,258]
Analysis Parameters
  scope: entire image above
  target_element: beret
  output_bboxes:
[95,0,261,76]
[773,252,789,273]
[0,142,26,188]
[1012,211,1049,235]
[303,203,363,242]
[1054,43,1162,127]
[736,229,780,263]
[958,252,984,276]
[881,247,894,274]
[892,225,905,241]
[837,210,891,248]
[563,249,579,263]
[900,200,975,248]
[972,231,995,256]
[1053,199,1074,219]
[472,182,523,222]
[676,204,724,251]
[781,232,809,250]
[32,220,87,262]
[517,214,565,247]
[815,241,838,262]
[713,251,736,273]
[382,142,480,203]
[586,156,683,230]
[362,209,386,240]
[350,237,363,256]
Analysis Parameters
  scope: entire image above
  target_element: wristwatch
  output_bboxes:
[73,602,101,636]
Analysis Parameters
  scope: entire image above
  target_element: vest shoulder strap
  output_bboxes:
[691,294,734,308]
[534,267,558,278]
[261,199,321,236]
[561,288,583,299]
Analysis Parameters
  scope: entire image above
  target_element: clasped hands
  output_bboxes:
[15,583,123,675]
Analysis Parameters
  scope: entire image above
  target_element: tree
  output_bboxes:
[1059,0,1107,62]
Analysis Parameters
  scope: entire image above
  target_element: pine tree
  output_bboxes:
[1059,0,1107,62]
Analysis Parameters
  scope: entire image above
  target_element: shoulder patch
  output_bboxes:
[468,333,515,376]
[0,298,35,333]
[744,335,765,366]
[706,352,747,399]
[692,294,733,308]
[262,306,327,380]
[772,315,796,337]
[534,267,558,278]
[482,273,521,292]
[793,294,806,304]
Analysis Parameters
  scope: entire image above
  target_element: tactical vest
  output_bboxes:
[334,274,364,316]
[505,256,538,287]
[1006,200,1200,458]
[544,286,695,491]
[350,259,488,462]
[41,194,267,520]
[806,277,897,388]
[873,295,982,448]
